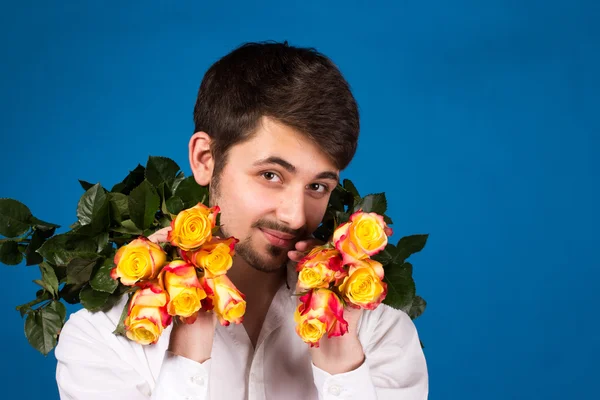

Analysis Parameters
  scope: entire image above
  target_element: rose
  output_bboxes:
[111,237,167,286]
[124,281,171,345]
[333,211,393,264]
[338,259,387,310]
[296,246,345,290]
[294,288,348,347]
[202,275,246,326]
[158,260,207,323]
[167,203,219,251]
[184,237,238,278]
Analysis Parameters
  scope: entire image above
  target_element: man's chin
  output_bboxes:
[236,243,289,273]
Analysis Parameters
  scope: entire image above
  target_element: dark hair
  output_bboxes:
[193,41,359,176]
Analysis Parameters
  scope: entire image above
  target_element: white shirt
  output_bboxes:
[55,266,428,400]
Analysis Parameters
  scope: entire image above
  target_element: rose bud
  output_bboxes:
[124,281,171,345]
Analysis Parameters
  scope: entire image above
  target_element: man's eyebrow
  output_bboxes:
[253,156,296,173]
[315,171,340,182]
[253,156,339,182]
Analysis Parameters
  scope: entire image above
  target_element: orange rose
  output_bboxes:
[338,259,387,310]
[159,260,207,323]
[333,211,393,264]
[296,246,345,290]
[167,203,219,251]
[184,237,238,278]
[124,281,171,345]
[294,288,348,347]
[202,275,246,326]
[111,237,167,286]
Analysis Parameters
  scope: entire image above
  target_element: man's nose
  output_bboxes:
[276,191,307,231]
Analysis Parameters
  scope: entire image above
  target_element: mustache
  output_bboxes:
[251,219,306,238]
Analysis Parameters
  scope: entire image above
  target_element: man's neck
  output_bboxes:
[226,258,287,348]
[227,258,287,301]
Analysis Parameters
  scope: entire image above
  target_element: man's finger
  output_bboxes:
[287,250,306,263]
[147,227,172,244]
[295,238,324,252]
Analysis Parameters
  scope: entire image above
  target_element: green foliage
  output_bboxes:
[1,156,209,355]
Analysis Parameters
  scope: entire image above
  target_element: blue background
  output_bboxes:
[1,1,598,399]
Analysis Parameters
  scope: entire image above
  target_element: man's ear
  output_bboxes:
[189,131,214,186]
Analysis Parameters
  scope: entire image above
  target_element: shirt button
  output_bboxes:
[190,375,205,386]
[328,384,342,396]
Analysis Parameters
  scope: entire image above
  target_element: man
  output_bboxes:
[55,41,428,399]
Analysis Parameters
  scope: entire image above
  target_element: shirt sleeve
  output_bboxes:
[55,310,211,400]
[151,352,211,400]
[311,306,428,400]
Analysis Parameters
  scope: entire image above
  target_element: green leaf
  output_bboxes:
[77,183,110,233]
[372,243,397,265]
[59,283,85,304]
[38,262,59,297]
[328,185,347,212]
[111,164,146,195]
[24,301,65,355]
[37,233,99,266]
[0,240,23,265]
[25,229,47,265]
[113,293,133,336]
[408,295,427,320]
[145,156,181,190]
[66,257,100,285]
[128,180,160,230]
[382,262,416,311]
[171,171,186,194]
[30,217,60,232]
[80,285,111,311]
[90,258,118,294]
[343,179,360,199]
[15,292,52,318]
[353,193,387,215]
[158,215,172,228]
[78,180,95,191]
[94,232,110,253]
[108,192,129,224]
[166,196,185,215]
[395,234,429,264]
[383,215,393,225]
[174,176,209,209]
[0,198,32,238]
[111,219,143,235]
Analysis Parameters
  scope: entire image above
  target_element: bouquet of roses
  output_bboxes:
[0,156,427,355]
[111,203,245,345]
[294,181,428,348]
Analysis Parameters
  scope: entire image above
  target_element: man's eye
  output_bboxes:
[262,172,281,182]
[308,183,329,193]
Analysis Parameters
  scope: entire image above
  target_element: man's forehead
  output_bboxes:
[235,118,340,177]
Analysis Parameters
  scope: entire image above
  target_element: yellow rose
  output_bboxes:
[159,260,207,323]
[185,237,238,278]
[124,281,171,345]
[338,259,387,310]
[333,211,393,264]
[111,237,167,286]
[167,203,219,251]
[296,246,345,291]
[202,275,246,326]
[294,288,348,347]
[294,307,328,346]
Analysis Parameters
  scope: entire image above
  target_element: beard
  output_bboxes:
[210,174,304,273]
[220,220,297,273]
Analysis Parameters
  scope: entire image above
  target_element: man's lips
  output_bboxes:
[259,228,297,247]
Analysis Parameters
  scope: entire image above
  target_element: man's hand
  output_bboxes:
[148,227,217,364]
[288,238,366,375]
[287,237,323,263]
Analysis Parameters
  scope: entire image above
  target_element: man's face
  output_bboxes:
[209,117,340,273]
